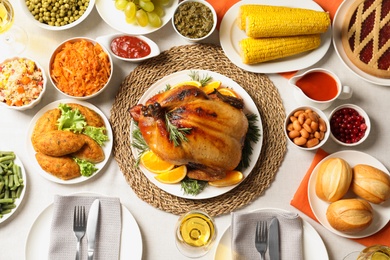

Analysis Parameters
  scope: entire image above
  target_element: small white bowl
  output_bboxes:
[329,104,370,146]
[0,57,46,111]
[95,34,160,62]
[49,37,113,100]
[172,0,217,42]
[19,0,95,31]
[284,106,330,150]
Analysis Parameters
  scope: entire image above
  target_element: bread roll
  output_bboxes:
[326,199,373,233]
[315,158,352,202]
[352,164,390,204]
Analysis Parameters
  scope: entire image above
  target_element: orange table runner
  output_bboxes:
[290,148,390,247]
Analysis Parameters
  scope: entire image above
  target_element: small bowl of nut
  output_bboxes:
[172,0,217,42]
[284,106,330,150]
[329,104,370,146]
[20,0,95,30]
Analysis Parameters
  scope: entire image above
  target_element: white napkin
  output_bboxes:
[48,195,122,260]
[231,210,303,260]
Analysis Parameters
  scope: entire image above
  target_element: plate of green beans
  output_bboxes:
[0,151,26,223]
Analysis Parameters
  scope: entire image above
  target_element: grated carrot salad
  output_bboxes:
[50,40,111,97]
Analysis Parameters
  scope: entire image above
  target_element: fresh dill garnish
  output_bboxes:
[131,124,149,166]
[181,177,208,195]
[188,70,212,86]
[165,112,192,146]
[237,113,261,170]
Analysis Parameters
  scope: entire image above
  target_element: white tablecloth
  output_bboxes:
[1,2,389,260]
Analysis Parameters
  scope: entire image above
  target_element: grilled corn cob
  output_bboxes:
[239,34,321,64]
[237,5,330,37]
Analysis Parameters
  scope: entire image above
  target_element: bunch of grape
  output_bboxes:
[115,0,170,27]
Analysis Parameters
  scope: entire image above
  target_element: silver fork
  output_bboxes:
[73,206,86,260]
[255,221,268,260]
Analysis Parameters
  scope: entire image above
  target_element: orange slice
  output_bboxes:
[155,165,187,184]
[202,80,222,94]
[171,80,202,89]
[217,88,239,98]
[208,170,243,187]
[140,150,175,173]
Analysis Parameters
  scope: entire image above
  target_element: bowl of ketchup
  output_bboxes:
[289,68,353,110]
[96,34,160,62]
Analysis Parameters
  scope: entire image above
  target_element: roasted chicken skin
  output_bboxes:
[130,85,248,181]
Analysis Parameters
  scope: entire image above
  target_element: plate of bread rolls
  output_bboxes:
[307,150,390,238]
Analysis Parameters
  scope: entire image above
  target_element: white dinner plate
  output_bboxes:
[219,0,332,74]
[0,152,27,224]
[26,99,113,184]
[308,150,390,238]
[95,0,179,35]
[332,0,390,86]
[129,69,263,199]
[214,208,329,260]
[24,192,143,259]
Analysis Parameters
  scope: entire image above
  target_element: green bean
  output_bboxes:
[0,198,14,204]
[0,151,24,218]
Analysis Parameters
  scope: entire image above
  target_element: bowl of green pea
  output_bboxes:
[20,0,95,30]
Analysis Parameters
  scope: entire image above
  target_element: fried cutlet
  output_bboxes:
[33,130,85,157]
[35,152,80,180]
[67,103,105,127]
[31,108,61,152]
[72,134,105,163]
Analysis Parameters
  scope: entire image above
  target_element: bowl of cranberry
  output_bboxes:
[329,104,370,146]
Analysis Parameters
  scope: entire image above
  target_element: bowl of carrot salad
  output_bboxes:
[0,57,46,110]
[49,37,113,99]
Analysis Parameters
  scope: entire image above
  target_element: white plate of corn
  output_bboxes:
[220,0,332,73]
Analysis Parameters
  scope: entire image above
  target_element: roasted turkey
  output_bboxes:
[130,85,249,181]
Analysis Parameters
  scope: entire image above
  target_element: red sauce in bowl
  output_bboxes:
[110,36,151,59]
[296,71,338,101]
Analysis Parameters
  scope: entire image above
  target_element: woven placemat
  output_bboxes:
[110,44,286,217]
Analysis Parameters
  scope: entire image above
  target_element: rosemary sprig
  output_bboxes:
[188,70,212,86]
[165,113,192,146]
[181,177,207,195]
[131,124,149,166]
[238,113,261,170]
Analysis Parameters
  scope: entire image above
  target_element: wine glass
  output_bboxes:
[0,0,28,58]
[175,210,217,258]
[344,245,390,260]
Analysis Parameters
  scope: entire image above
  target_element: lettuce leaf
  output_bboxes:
[57,103,87,133]
[74,158,98,177]
[83,126,109,146]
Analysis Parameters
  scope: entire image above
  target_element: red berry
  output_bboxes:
[330,107,367,144]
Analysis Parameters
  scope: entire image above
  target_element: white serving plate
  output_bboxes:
[95,0,179,35]
[26,99,113,184]
[25,192,142,259]
[219,0,332,74]
[214,208,329,260]
[130,69,263,199]
[332,0,390,86]
[308,150,390,238]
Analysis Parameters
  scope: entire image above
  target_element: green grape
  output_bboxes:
[153,5,164,17]
[125,15,136,24]
[115,0,128,11]
[136,9,148,27]
[147,11,162,27]
[154,0,170,6]
[139,0,154,12]
[124,2,136,19]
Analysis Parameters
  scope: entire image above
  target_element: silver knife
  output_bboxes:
[86,199,100,260]
[269,217,280,260]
